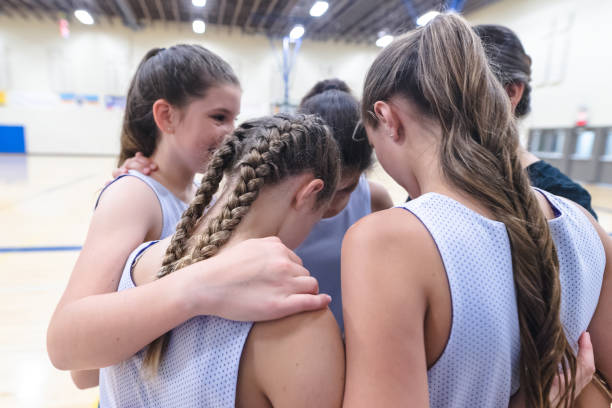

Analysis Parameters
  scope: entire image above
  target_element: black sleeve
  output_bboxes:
[526,160,598,220]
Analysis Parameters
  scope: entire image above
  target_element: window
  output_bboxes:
[528,129,565,156]
[573,130,595,159]
[603,130,612,160]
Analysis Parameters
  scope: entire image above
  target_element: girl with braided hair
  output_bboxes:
[115,78,393,334]
[47,45,332,389]
[99,113,344,407]
[342,12,611,407]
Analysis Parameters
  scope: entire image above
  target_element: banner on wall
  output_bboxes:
[59,93,100,106]
[104,95,126,110]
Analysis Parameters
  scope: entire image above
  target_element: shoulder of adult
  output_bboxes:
[367,180,393,212]
[237,308,344,408]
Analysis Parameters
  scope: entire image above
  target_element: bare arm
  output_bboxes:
[48,176,163,369]
[368,180,394,212]
[49,235,331,370]
[236,308,345,408]
[341,210,431,407]
[582,206,612,403]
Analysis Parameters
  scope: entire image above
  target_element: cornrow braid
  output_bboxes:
[142,113,340,374]
[157,133,246,278]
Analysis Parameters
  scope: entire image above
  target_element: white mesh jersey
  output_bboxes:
[99,241,253,408]
[398,189,605,407]
[96,170,189,239]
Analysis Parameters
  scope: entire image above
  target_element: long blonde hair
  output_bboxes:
[142,113,340,373]
[362,13,576,407]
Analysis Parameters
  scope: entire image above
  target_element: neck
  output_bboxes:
[192,182,293,252]
[150,136,197,203]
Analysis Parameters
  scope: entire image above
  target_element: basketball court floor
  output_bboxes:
[1,154,611,407]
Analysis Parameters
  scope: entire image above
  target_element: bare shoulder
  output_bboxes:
[367,180,394,212]
[343,207,434,264]
[237,308,344,408]
[341,206,441,321]
[94,176,162,238]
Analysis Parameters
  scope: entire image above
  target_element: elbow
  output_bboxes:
[46,325,71,370]
[71,370,99,390]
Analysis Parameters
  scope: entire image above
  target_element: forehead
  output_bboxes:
[188,84,242,112]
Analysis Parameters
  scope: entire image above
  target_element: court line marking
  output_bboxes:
[0,246,82,253]
[0,174,98,211]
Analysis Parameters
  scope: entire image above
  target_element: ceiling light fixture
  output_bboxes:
[192,0,207,7]
[416,10,440,26]
[309,1,329,17]
[192,19,206,34]
[289,24,305,41]
[376,34,393,48]
[74,9,94,25]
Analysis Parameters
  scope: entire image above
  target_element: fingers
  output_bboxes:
[576,332,595,385]
[281,293,332,316]
[116,152,158,176]
[291,276,319,295]
[111,167,128,178]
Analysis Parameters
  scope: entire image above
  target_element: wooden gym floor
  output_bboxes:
[0,154,610,408]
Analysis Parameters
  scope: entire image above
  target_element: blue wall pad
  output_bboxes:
[0,125,26,153]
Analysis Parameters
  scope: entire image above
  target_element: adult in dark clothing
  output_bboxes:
[473,24,598,219]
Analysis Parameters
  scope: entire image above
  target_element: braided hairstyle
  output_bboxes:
[142,113,340,373]
[362,13,576,408]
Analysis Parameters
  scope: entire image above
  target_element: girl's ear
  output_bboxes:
[374,100,403,143]
[152,99,179,135]
[294,178,324,211]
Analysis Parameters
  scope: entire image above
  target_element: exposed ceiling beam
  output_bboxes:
[216,0,226,24]
[16,0,45,20]
[30,0,57,21]
[170,0,180,22]
[244,0,262,30]
[99,0,121,25]
[137,0,151,23]
[4,0,30,19]
[306,0,351,35]
[268,0,299,36]
[256,0,277,31]
[154,0,165,22]
[113,0,140,29]
[341,0,402,40]
[0,3,16,18]
[229,0,243,30]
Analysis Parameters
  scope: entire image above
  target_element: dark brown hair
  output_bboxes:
[299,79,372,173]
[118,44,240,165]
[363,13,575,408]
[473,24,532,118]
[143,113,340,372]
